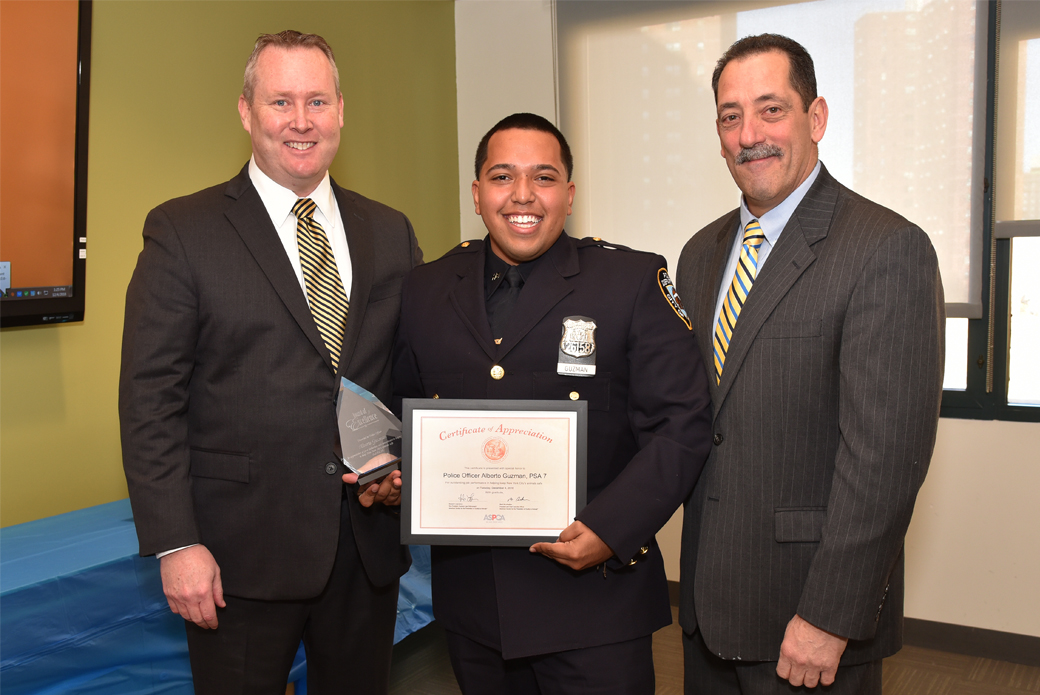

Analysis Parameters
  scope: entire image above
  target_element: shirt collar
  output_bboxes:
[739,160,822,246]
[248,157,335,225]
[483,236,544,299]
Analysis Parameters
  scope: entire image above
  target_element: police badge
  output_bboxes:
[558,316,597,376]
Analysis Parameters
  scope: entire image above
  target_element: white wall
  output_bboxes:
[904,419,1040,637]
[454,1,1040,639]
[659,419,1040,639]
[454,0,558,243]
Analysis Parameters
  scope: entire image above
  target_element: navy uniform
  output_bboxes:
[393,232,713,693]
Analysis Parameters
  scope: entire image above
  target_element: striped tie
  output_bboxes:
[293,198,349,371]
[712,220,766,384]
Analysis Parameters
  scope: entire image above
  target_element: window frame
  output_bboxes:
[941,1,1040,423]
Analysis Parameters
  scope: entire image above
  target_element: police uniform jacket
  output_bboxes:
[393,232,713,659]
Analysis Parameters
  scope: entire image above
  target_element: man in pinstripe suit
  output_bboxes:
[676,34,945,694]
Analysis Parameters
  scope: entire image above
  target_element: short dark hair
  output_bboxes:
[243,30,339,103]
[711,34,817,112]
[474,113,573,181]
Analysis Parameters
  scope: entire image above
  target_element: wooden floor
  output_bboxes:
[388,608,1040,695]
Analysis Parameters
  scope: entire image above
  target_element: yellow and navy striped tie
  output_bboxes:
[293,198,349,371]
[712,219,766,384]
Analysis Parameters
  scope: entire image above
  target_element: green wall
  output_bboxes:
[0,0,459,527]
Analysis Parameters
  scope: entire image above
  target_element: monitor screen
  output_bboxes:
[0,0,90,327]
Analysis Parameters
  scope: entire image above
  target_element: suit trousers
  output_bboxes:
[683,629,881,695]
[444,630,655,695]
[185,491,400,695]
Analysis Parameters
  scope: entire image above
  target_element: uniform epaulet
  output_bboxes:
[576,236,634,252]
[443,239,483,257]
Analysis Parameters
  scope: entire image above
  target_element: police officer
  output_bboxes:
[391,113,713,694]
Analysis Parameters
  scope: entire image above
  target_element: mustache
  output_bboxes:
[735,143,783,165]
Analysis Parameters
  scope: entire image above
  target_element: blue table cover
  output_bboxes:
[0,499,433,694]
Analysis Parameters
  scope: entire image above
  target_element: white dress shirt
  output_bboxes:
[248,157,353,301]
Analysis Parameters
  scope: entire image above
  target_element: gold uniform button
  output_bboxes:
[433,394,440,399]
[569,391,579,401]
[461,241,470,248]
[490,365,505,380]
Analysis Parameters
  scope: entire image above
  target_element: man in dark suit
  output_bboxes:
[119,30,420,693]
[676,34,945,694]
[391,113,712,694]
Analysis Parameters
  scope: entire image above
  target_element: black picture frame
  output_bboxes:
[401,398,588,547]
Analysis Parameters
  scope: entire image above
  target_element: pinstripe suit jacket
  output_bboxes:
[675,165,944,664]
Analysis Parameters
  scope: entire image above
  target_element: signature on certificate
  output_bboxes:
[457,493,478,502]
[505,496,528,502]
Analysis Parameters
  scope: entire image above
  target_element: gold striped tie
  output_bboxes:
[293,198,349,371]
[712,220,766,384]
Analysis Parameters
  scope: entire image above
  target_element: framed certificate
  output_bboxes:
[401,399,588,546]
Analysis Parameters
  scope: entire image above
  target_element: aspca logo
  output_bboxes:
[483,514,506,523]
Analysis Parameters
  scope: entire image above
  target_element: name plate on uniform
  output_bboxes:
[401,399,588,547]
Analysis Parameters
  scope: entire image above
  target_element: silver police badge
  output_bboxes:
[558,316,597,376]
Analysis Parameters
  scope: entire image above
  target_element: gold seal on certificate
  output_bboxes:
[401,399,588,546]
[336,378,402,486]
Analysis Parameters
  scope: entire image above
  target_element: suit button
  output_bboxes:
[713,433,724,446]
[490,365,505,380]
[325,462,338,475]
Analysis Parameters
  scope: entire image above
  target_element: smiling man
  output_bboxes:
[676,34,945,695]
[120,30,421,693]
[392,113,712,694]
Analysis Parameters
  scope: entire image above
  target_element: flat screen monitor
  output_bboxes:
[0,0,91,327]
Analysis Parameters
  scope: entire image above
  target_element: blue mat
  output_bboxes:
[0,499,433,694]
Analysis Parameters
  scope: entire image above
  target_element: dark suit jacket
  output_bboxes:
[120,165,421,600]
[394,233,713,659]
[675,165,944,664]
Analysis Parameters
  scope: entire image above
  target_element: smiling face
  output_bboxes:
[237,46,344,196]
[716,50,828,217]
[472,128,576,265]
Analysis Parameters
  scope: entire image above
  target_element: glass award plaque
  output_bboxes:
[336,378,402,486]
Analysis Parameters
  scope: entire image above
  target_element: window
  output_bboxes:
[943,1,1040,420]
[556,0,1038,421]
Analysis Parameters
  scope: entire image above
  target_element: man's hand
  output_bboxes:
[529,520,614,571]
[159,545,225,629]
[776,614,848,688]
[343,469,402,507]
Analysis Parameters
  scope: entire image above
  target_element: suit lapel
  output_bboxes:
[713,167,839,410]
[496,234,576,362]
[449,244,498,362]
[336,183,373,378]
[695,211,740,405]
[223,168,330,367]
